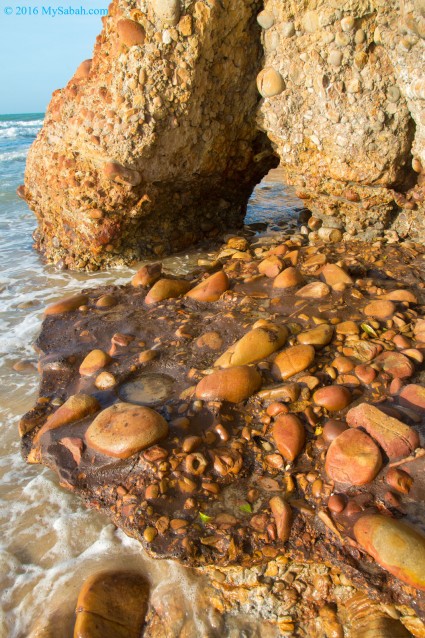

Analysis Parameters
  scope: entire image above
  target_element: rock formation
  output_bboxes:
[257,0,425,240]
[24,0,277,269]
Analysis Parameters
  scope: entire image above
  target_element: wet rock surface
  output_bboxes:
[20,230,425,628]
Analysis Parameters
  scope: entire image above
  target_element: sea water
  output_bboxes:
[0,113,303,637]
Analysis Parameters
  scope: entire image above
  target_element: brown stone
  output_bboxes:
[33,394,100,442]
[325,429,382,485]
[321,264,353,287]
[382,289,417,304]
[354,364,376,384]
[196,331,223,351]
[295,282,330,299]
[258,256,283,278]
[44,294,88,316]
[273,266,304,289]
[297,324,334,348]
[74,570,149,638]
[336,321,359,336]
[385,467,413,494]
[117,19,145,47]
[273,345,315,380]
[214,322,288,368]
[131,262,162,287]
[322,419,348,443]
[59,437,84,464]
[186,271,229,302]
[399,384,425,413]
[313,386,352,412]
[346,403,420,459]
[272,414,306,461]
[374,351,415,379]
[85,403,168,458]
[74,59,92,79]
[269,497,292,542]
[363,300,396,320]
[332,356,355,373]
[145,279,191,304]
[195,366,262,403]
[354,515,425,591]
[79,349,112,376]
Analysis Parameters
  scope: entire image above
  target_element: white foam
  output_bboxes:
[0,150,28,162]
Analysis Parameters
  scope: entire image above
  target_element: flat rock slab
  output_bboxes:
[20,237,425,620]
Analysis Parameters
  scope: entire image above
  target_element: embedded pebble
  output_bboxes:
[269,497,292,542]
[85,403,168,458]
[44,293,88,316]
[152,0,180,26]
[257,10,274,29]
[186,270,229,302]
[325,429,382,485]
[273,266,304,289]
[33,394,100,442]
[195,366,262,403]
[273,344,315,380]
[131,262,162,287]
[79,349,111,376]
[313,386,352,412]
[354,515,425,590]
[346,403,420,459]
[257,68,285,98]
[295,282,330,299]
[117,19,145,47]
[363,300,396,320]
[385,467,413,494]
[272,414,306,461]
[145,279,191,304]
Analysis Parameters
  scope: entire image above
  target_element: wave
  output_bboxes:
[0,120,43,140]
[0,150,28,163]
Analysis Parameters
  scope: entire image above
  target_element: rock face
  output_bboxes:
[24,0,276,269]
[257,0,425,241]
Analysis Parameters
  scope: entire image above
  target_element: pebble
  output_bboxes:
[363,300,396,320]
[341,16,355,31]
[152,0,180,26]
[273,266,304,289]
[346,403,420,459]
[79,349,112,376]
[383,290,417,304]
[257,68,285,98]
[44,293,88,316]
[131,262,162,287]
[354,514,425,591]
[257,10,274,29]
[295,282,330,299]
[374,351,415,379]
[322,419,348,443]
[269,497,292,542]
[399,384,425,413]
[195,366,262,403]
[258,256,283,278]
[186,270,229,302]
[145,279,191,304]
[321,264,353,287]
[215,322,288,368]
[354,364,376,384]
[332,356,354,374]
[117,19,145,47]
[118,373,175,406]
[34,394,100,442]
[385,467,413,494]
[95,295,116,309]
[272,414,306,461]
[74,570,149,638]
[325,429,382,485]
[336,321,359,336]
[13,359,36,374]
[59,437,84,464]
[328,494,345,513]
[313,386,352,412]
[95,371,117,390]
[85,403,168,458]
[297,324,334,348]
[196,331,223,351]
[273,344,315,380]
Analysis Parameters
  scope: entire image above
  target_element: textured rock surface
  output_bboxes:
[24,0,276,269]
[257,0,425,242]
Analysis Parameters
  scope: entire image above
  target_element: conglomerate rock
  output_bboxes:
[257,0,425,241]
[23,0,277,270]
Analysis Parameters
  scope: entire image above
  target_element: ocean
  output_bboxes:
[0,113,303,637]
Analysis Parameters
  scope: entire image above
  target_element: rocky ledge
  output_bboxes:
[20,227,425,630]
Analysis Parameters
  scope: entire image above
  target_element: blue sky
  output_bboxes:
[0,3,108,114]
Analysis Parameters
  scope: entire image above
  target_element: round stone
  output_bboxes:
[186,270,229,302]
[328,50,343,66]
[118,373,175,406]
[341,16,355,32]
[273,266,304,289]
[117,19,145,47]
[257,68,285,98]
[325,429,382,485]
[354,515,425,591]
[322,419,348,444]
[257,10,274,29]
[313,385,352,412]
[297,324,334,348]
[152,0,180,26]
[131,262,162,287]
[273,345,316,380]
[363,300,396,320]
[79,350,112,376]
[272,414,306,462]
[145,279,191,304]
[85,403,169,459]
[195,366,262,403]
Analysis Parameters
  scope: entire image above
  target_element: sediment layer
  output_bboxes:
[20,226,425,625]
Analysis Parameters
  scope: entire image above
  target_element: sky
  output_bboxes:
[0,1,108,114]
